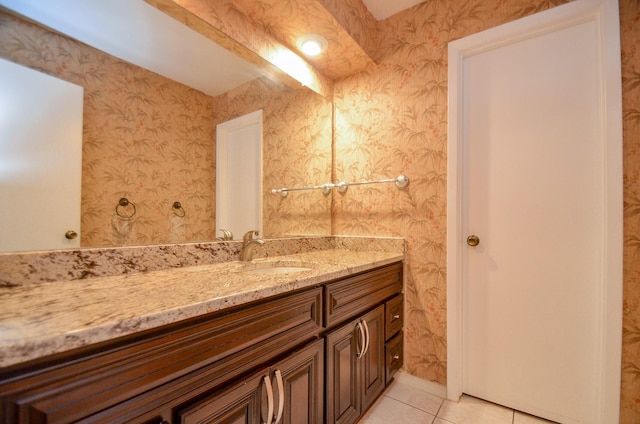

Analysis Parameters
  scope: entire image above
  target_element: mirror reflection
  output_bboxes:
[0,0,332,252]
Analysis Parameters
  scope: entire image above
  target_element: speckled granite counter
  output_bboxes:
[0,248,404,369]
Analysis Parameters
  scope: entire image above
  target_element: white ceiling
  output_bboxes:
[362,0,425,20]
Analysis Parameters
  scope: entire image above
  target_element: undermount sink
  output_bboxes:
[241,260,314,275]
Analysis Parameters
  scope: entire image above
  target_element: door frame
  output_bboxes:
[446,0,623,421]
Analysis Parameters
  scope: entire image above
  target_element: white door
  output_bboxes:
[0,58,83,252]
[447,1,623,423]
[216,110,263,240]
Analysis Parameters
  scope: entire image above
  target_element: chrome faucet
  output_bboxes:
[240,230,264,261]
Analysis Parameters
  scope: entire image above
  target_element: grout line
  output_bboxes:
[434,397,445,419]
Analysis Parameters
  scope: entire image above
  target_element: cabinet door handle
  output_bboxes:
[263,374,274,424]
[392,313,401,321]
[356,322,366,358]
[274,370,285,424]
[362,319,370,357]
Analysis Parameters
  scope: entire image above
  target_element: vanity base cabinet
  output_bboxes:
[0,262,403,424]
[324,263,403,424]
[0,288,322,424]
[178,339,324,424]
[325,305,385,424]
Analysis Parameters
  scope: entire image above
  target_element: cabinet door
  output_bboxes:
[271,339,324,424]
[360,305,385,411]
[325,318,361,424]
[178,370,266,424]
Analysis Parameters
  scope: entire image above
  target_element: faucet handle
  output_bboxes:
[217,229,234,241]
[243,230,260,242]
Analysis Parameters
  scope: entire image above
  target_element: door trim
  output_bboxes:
[446,0,623,421]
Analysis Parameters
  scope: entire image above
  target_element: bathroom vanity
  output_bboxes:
[0,246,404,424]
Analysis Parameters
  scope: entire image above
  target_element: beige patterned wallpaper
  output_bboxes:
[330,0,639,421]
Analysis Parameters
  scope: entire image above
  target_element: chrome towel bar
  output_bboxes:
[271,174,409,198]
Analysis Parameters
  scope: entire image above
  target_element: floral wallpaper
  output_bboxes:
[213,77,333,237]
[620,0,640,420]
[329,0,639,421]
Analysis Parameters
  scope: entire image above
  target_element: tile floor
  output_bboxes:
[361,372,557,424]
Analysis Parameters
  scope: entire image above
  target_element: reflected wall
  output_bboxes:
[0,10,332,247]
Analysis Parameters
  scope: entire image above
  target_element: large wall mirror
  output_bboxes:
[0,0,332,253]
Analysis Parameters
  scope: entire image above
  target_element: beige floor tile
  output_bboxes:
[360,396,437,424]
[437,395,514,424]
[433,418,456,424]
[513,411,558,423]
[384,379,445,415]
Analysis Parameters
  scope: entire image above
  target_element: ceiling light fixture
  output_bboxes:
[297,34,328,57]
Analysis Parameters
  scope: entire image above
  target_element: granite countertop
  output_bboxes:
[0,249,404,368]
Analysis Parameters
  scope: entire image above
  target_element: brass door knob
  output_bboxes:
[467,235,480,246]
[65,230,78,240]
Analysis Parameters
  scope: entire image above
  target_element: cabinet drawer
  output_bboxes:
[385,294,403,341]
[0,288,322,423]
[324,263,402,328]
[385,332,403,382]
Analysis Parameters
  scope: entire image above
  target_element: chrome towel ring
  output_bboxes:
[172,201,186,217]
[116,197,136,218]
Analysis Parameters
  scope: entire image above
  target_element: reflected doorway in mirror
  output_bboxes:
[216,110,263,241]
[0,58,83,253]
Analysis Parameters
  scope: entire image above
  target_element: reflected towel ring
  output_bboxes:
[116,197,136,218]
[172,201,186,217]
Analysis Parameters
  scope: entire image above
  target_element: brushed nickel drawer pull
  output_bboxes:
[362,319,370,357]
[356,322,366,358]
[274,370,284,424]
[263,374,274,424]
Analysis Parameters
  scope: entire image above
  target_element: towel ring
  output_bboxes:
[116,197,136,219]
[172,201,186,217]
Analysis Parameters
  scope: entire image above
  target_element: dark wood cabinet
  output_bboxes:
[272,339,324,424]
[384,294,404,382]
[0,262,403,424]
[325,305,385,424]
[178,339,324,424]
[179,370,265,424]
[360,306,385,412]
[0,288,322,424]
[324,264,404,424]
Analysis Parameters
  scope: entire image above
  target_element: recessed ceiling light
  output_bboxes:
[297,35,328,57]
